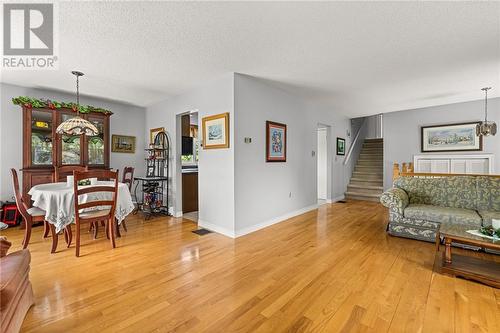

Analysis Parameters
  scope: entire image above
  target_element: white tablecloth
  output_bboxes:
[29,181,135,233]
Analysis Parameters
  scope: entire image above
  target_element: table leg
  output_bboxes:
[444,237,452,264]
[435,232,440,251]
[65,225,73,248]
[50,224,58,253]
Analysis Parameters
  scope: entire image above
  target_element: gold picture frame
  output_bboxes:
[111,135,136,153]
[150,127,165,145]
[202,113,229,149]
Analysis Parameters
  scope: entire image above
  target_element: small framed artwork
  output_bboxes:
[202,113,229,149]
[336,137,346,155]
[146,165,156,178]
[150,127,165,145]
[421,122,482,152]
[111,135,136,153]
[266,121,287,162]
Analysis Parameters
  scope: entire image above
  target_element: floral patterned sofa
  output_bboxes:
[380,176,500,242]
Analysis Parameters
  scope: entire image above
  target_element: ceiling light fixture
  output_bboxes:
[56,71,99,136]
[476,87,497,137]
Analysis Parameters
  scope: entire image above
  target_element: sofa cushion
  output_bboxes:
[394,176,477,210]
[477,210,500,227]
[476,176,500,211]
[403,204,482,226]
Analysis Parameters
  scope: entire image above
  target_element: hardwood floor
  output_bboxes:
[1,201,499,332]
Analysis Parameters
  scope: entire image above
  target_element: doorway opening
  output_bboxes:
[317,124,331,204]
[178,111,199,223]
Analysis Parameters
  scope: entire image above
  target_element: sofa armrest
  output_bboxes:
[380,188,409,216]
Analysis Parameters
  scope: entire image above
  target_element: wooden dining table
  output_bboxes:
[28,181,135,234]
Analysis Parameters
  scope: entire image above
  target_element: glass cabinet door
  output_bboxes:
[60,113,82,165]
[87,117,105,165]
[31,110,53,165]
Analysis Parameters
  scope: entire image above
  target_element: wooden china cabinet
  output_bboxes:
[20,105,112,202]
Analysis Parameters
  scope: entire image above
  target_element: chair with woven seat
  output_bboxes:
[53,165,88,183]
[73,169,119,257]
[10,169,60,252]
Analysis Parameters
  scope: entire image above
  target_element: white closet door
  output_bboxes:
[450,160,467,173]
[431,160,450,173]
[417,160,432,173]
[466,159,489,174]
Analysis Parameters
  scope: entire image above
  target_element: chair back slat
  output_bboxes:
[73,170,119,222]
[10,168,29,219]
[122,167,134,190]
[54,165,88,182]
[77,201,115,210]
[77,186,116,196]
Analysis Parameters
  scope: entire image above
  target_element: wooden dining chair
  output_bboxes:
[119,166,135,233]
[10,169,60,252]
[53,165,88,183]
[73,169,119,257]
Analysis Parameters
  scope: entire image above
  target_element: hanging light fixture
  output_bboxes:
[476,87,497,137]
[56,71,99,136]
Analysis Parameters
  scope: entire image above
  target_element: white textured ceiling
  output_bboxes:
[1,1,499,117]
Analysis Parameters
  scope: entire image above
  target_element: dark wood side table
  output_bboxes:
[436,223,500,288]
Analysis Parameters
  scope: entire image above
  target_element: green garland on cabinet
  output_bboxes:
[12,96,112,114]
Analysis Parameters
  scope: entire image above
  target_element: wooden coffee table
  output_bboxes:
[436,223,500,288]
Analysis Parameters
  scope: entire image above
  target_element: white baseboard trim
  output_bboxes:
[198,219,236,238]
[325,199,333,204]
[331,195,345,202]
[174,211,183,218]
[234,204,319,238]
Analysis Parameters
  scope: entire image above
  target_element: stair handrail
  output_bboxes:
[343,118,366,166]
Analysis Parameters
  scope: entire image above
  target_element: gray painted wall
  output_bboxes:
[383,97,500,189]
[145,74,235,234]
[0,83,146,201]
[234,74,352,235]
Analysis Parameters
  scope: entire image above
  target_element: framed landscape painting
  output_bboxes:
[421,122,482,152]
[336,137,346,155]
[202,113,229,149]
[266,121,287,162]
[111,135,136,153]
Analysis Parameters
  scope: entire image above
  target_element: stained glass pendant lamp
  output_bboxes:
[56,71,99,136]
[476,87,497,137]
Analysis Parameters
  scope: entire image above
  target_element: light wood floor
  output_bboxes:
[2,201,499,332]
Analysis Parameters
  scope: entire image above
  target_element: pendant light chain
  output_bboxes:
[484,87,488,122]
[76,73,80,115]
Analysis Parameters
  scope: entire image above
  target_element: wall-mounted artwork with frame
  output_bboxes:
[111,135,136,153]
[202,113,229,149]
[421,122,482,152]
[146,165,156,178]
[150,127,165,146]
[266,121,287,162]
[336,137,346,156]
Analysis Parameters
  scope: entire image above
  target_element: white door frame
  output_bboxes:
[317,123,332,202]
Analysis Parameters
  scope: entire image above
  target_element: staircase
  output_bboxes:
[345,138,383,202]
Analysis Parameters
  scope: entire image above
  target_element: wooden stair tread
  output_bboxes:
[347,184,383,190]
[345,191,382,198]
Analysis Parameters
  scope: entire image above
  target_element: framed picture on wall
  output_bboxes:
[266,121,287,162]
[111,135,136,153]
[202,113,229,149]
[421,122,482,152]
[150,127,165,145]
[146,165,156,178]
[336,137,346,155]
